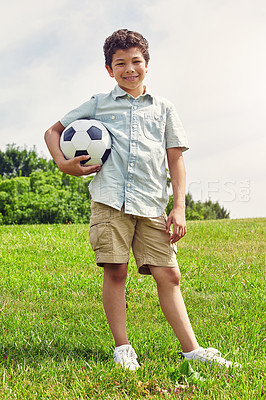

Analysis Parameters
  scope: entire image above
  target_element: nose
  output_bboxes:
[125,63,134,73]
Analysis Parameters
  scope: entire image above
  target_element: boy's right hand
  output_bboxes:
[58,155,101,176]
[45,122,101,177]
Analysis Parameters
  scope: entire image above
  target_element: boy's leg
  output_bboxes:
[89,202,140,369]
[103,262,140,370]
[149,265,199,353]
[89,201,136,347]
[149,265,239,368]
[102,263,130,347]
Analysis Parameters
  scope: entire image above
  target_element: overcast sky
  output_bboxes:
[0,0,265,218]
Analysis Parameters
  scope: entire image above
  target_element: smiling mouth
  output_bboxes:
[123,76,138,81]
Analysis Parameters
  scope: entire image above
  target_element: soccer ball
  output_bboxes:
[60,119,111,166]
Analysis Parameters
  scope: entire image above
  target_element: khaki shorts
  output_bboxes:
[89,201,178,275]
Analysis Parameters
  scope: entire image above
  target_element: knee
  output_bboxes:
[104,263,128,284]
[153,267,181,288]
[166,268,181,287]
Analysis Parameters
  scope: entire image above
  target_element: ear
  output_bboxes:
[105,65,114,78]
[145,60,149,74]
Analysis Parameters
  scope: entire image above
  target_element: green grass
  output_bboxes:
[0,218,265,399]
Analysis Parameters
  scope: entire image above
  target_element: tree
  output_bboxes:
[166,193,230,220]
[0,144,56,178]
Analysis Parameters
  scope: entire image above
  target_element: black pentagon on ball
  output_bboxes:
[64,127,76,141]
[101,148,111,164]
[75,150,91,165]
[87,126,102,140]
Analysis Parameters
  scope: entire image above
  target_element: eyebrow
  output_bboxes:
[114,56,142,62]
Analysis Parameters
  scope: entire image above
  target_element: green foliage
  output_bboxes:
[166,192,230,220]
[0,145,229,224]
[0,170,93,224]
[169,361,206,385]
[0,145,93,224]
[0,144,56,178]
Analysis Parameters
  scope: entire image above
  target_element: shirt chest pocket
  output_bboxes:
[143,113,166,142]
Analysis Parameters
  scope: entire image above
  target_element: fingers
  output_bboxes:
[166,213,187,243]
[81,164,101,175]
[169,224,187,243]
[63,155,101,176]
[77,155,101,175]
[75,154,93,165]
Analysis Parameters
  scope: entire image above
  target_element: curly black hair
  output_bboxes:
[103,29,150,68]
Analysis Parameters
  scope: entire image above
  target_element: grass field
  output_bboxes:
[0,218,265,399]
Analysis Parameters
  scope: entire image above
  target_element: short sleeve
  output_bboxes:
[165,103,189,151]
[60,96,97,128]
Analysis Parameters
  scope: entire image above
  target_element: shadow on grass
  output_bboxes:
[1,342,111,368]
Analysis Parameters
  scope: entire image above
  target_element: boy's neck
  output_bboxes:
[119,84,146,99]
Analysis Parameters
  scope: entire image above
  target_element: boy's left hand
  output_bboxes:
[166,207,187,243]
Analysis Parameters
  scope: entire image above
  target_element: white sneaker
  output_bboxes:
[181,347,239,368]
[113,344,140,371]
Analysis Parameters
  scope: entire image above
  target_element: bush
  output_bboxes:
[0,170,93,224]
[0,172,229,225]
[0,145,229,224]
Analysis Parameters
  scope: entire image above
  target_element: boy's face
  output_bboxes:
[106,47,149,98]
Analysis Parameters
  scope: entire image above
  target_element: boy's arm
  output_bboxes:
[166,147,187,243]
[44,121,101,176]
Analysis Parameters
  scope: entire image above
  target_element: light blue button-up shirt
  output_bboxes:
[60,85,189,217]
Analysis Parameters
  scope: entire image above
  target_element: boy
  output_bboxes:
[45,29,236,371]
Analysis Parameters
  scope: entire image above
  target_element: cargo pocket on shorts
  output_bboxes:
[89,222,112,253]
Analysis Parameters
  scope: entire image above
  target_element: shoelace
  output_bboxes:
[179,348,229,363]
[124,356,139,368]
[179,347,239,367]
[200,348,222,359]
[116,348,139,368]
[196,348,232,366]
